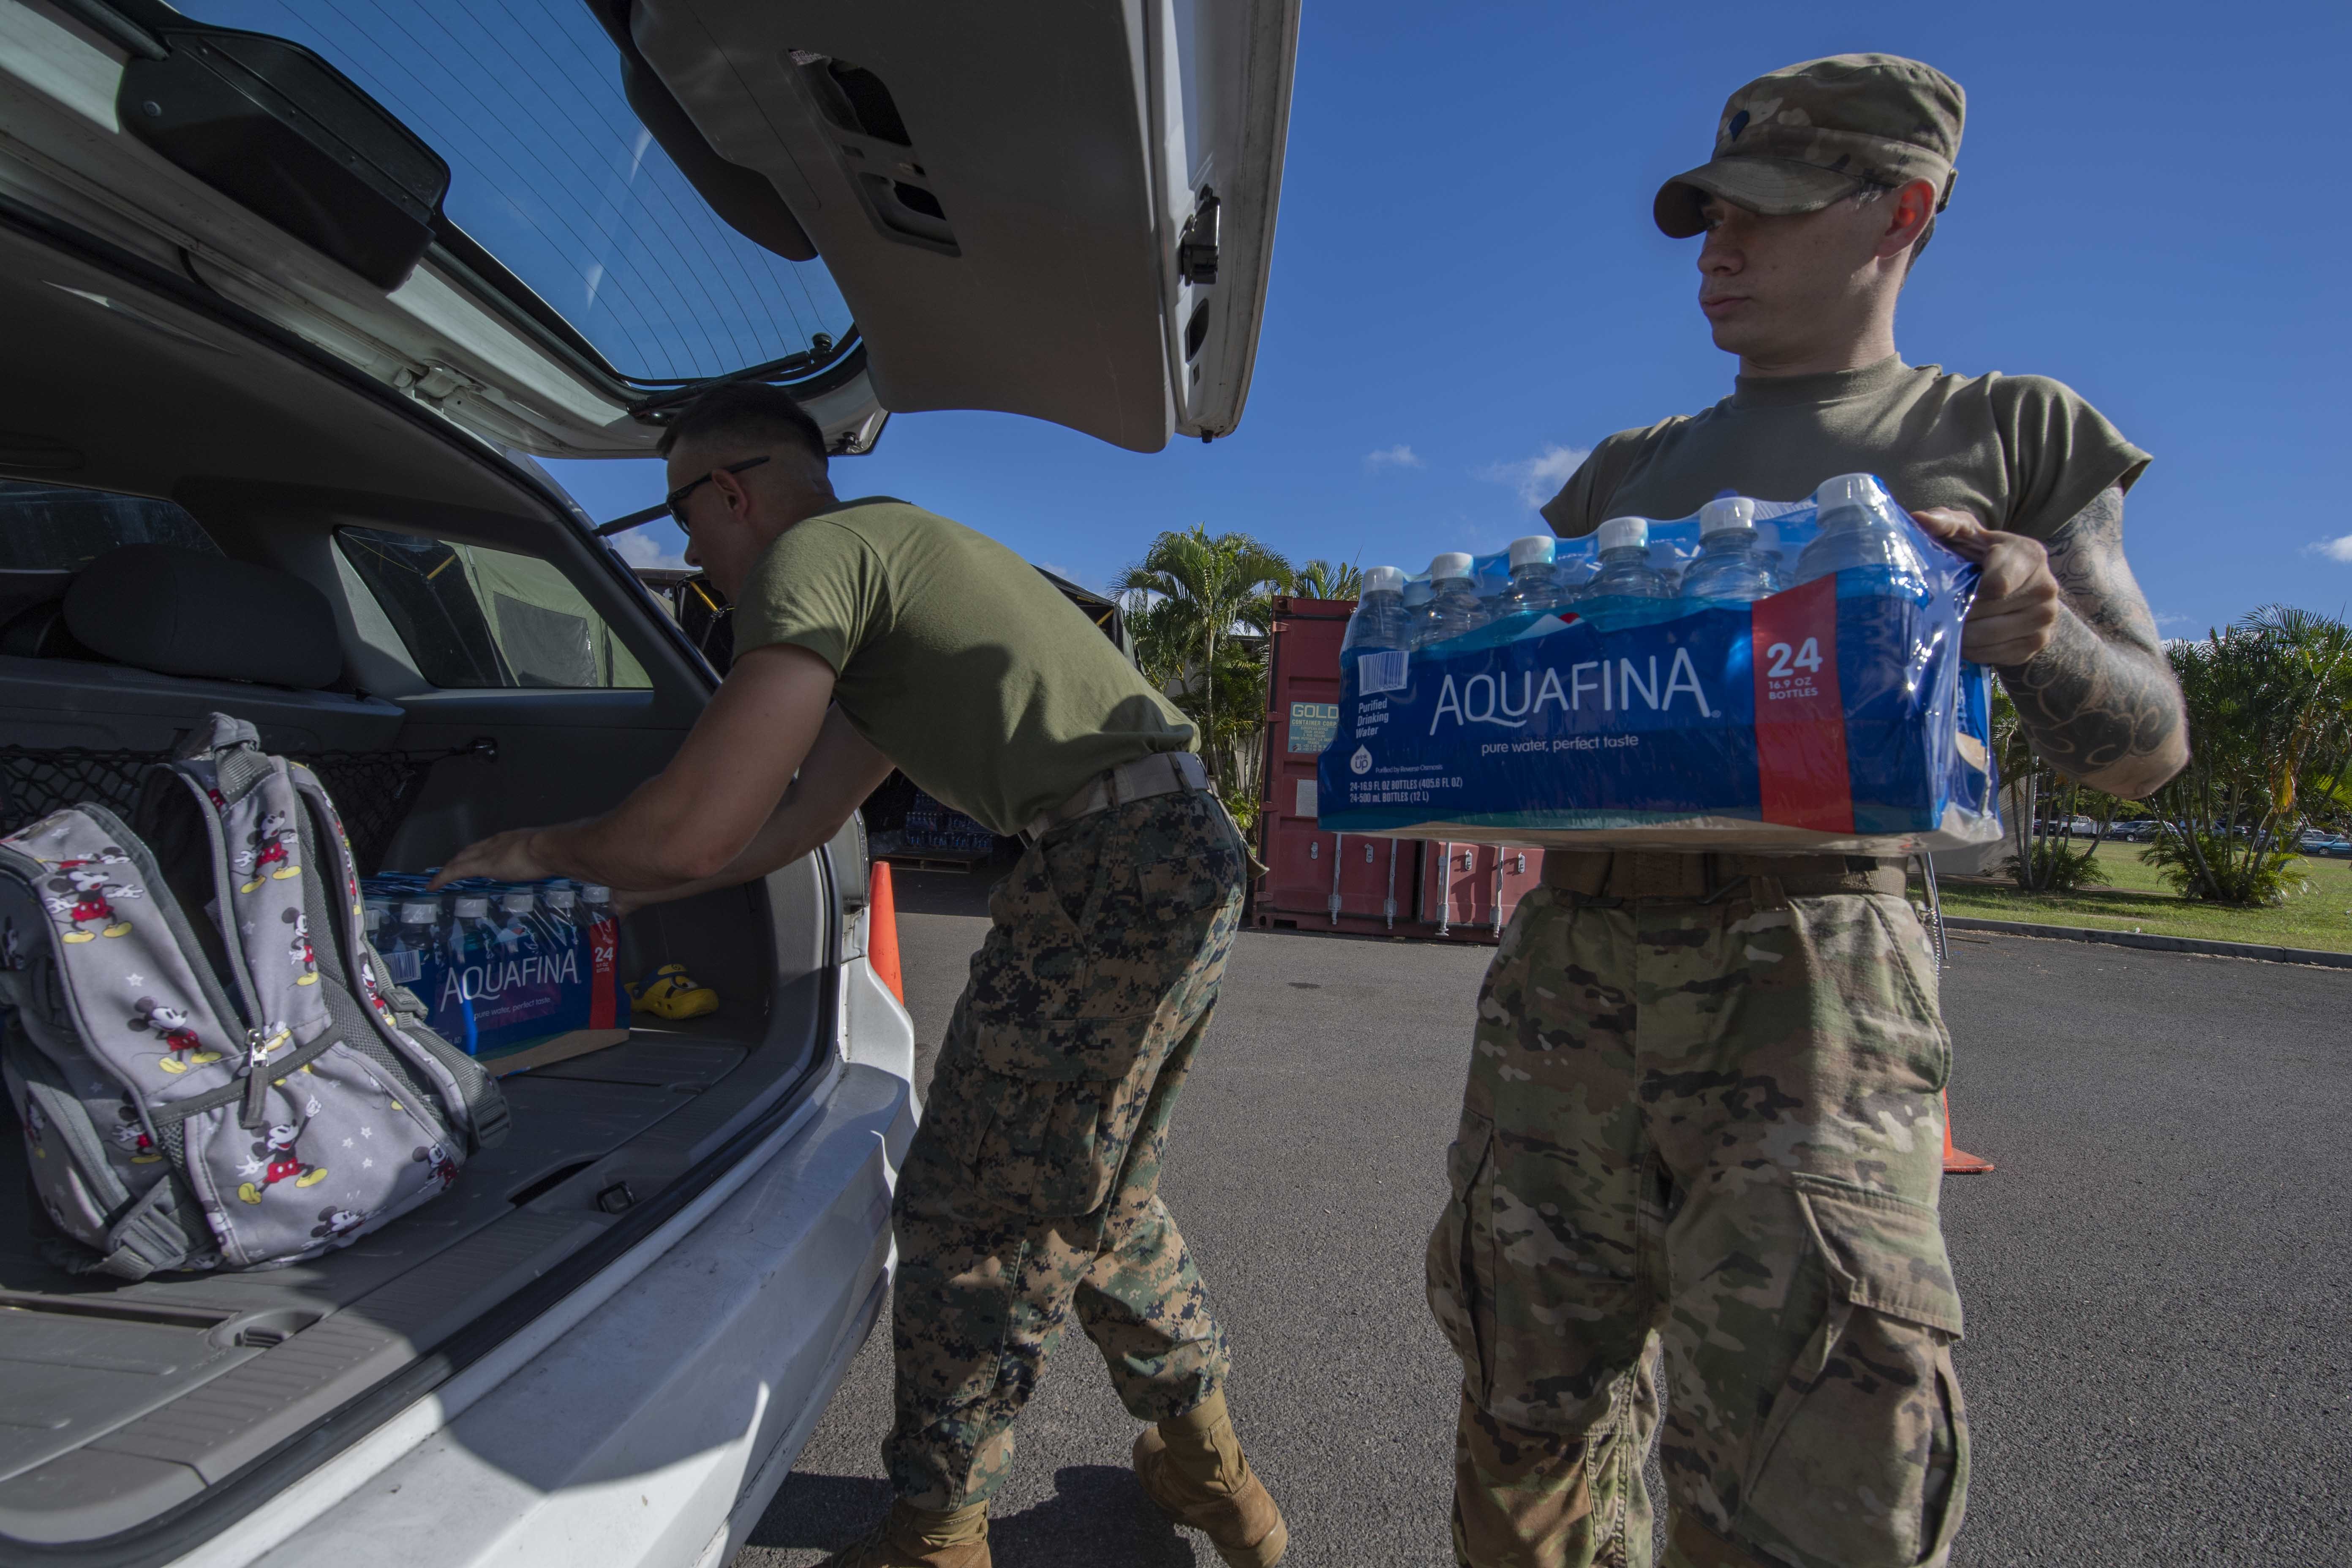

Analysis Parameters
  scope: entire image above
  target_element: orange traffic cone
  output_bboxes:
[1941,1088,1994,1174]
[868,860,904,1004]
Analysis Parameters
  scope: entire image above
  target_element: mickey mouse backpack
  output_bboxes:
[0,714,507,1277]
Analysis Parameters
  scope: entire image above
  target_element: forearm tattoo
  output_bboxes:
[1996,487,2187,796]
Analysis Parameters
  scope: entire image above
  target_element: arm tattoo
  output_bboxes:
[1995,486,2187,796]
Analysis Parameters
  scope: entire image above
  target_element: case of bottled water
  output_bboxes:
[1324,474,2000,853]
[357,872,629,1062]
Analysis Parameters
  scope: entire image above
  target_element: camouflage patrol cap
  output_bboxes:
[1654,54,1965,239]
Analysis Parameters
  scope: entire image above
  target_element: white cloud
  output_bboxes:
[610,529,689,571]
[2308,534,2352,563]
[1476,443,1591,509]
[1364,444,1423,470]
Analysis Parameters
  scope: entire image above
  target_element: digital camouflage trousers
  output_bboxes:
[884,788,1247,1511]
[1428,881,1969,1568]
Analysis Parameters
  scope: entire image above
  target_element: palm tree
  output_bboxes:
[1294,558,1363,601]
[1124,594,1192,698]
[1112,526,1293,793]
[2146,605,2352,904]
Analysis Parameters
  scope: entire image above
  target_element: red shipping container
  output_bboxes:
[1255,598,1382,930]
[1417,842,1542,938]
[1254,596,1543,943]
[1264,828,1420,930]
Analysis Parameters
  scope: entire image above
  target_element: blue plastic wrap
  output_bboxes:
[1318,487,2003,854]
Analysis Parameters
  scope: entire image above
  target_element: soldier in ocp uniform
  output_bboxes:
[436,383,1286,1568]
[1425,57,2189,1568]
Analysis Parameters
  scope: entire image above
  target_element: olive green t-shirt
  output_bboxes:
[1540,355,2151,542]
[732,498,1195,835]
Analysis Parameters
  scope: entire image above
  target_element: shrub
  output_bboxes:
[1220,788,1261,841]
[2144,827,2310,907]
[2007,841,2102,894]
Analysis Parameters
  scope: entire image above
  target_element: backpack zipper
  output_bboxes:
[238,1024,289,1128]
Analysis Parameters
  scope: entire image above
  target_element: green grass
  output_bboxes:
[1922,845,2352,955]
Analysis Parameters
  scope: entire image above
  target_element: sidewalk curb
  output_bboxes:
[1939,916,2352,969]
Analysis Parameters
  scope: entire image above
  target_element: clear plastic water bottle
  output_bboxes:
[542,880,578,929]
[447,894,496,958]
[1680,496,1780,602]
[1585,517,1674,599]
[580,885,615,928]
[1411,553,1482,649]
[495,887,539,954]
[386,898,441,985]
[1793,473,1928,596]
[1500,536,1564,617]
[1342,565,1411,653]
[442,894,499,1054]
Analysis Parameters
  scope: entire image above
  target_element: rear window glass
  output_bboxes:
[192,0,852,384]
[0,481,218,571]
[336,528,649,690]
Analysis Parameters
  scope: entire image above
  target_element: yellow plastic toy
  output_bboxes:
[628,963,719,1021]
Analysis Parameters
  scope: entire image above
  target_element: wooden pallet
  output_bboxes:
[884,850,994,875]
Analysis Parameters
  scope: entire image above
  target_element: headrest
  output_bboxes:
[64,545,341,689]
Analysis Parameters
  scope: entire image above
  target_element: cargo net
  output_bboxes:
[0,746,457,873]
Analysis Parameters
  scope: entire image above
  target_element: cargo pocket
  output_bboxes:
[1425,1108,1497,1401]
[1740,1175,1970,1568]
[1129,796,1246,922]
[1097,798,1244,1019]
[1866,896,1953,1093]
[963,1015,1159,1217]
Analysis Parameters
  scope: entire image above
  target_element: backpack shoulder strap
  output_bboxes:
[152,723,331,1112]
[281,762,507,1151]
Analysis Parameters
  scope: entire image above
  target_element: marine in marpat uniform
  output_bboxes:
[435,383,1285,1568]
[1426,55,2189,1568]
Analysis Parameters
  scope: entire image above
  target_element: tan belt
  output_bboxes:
[1024,751,1211,840]
[1539,849,1904,902]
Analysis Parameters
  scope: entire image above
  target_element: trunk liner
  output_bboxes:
[0,1034,750,1539]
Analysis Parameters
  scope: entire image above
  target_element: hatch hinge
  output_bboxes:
[393,361,479,406]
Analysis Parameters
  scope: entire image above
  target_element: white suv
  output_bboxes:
[0,1,1294,1564]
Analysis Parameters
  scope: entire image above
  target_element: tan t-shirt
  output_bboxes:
[732,498,1195,835]
[1540,355,2150,542]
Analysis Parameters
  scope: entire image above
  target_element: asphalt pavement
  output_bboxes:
[736,870,2351,1568]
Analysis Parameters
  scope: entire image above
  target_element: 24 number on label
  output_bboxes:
[1764,637,1822,680]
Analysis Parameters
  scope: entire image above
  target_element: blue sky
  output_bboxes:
[539,0,2350,637]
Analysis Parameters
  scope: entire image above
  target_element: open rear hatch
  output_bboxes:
[623,0,1298,449]
[1,0,1295,459]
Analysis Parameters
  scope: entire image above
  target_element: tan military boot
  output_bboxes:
[1132,1391,1288,1566]
[819,1500,990,1568]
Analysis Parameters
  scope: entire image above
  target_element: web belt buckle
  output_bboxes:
[1621,852,1710,900]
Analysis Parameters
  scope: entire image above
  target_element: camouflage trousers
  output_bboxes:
[1427,880,1969,1568]
[884,789,1246,1511]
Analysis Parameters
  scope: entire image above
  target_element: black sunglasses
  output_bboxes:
[664,455,770,528]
